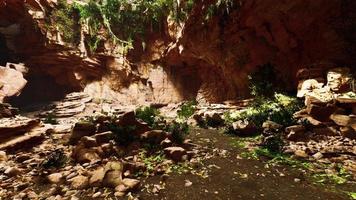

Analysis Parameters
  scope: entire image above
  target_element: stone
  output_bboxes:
[160,138,172,148]
[103,170,122,188]
[313,127,338,136]
[47,173,63,184]
[89,167,106,187]
[140,130,168,143]
[312,152,323,160]
[114,192,125,197]
[72,144,101,163]
[80,136,98,148]
[294,150,308,158]
[340,127,356,139]
[297,79,324,98]
[92,192,101,198]
[285,125,305,133]
[327,67,352,92]
[94,131,114,144]
[330,114,356,129]
[0,151,7,161]
[117,111,151,135]
[204,111,224,127]
[105,161,123,171]
[4,167,21,177]
[115,184,128,192]
[0,66,27,102]
[122,178,140,190]
[232,120,257,136]
[164,146,186,162]
[307,103,336,122]
[69,122,96,144]
[70,175,89,189]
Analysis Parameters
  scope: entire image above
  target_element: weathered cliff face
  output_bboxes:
[0,0,355,106]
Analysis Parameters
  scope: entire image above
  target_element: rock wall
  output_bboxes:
[0,0,355,105]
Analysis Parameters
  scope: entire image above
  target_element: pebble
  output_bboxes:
[184,180,192,187]
[92,192,101,198]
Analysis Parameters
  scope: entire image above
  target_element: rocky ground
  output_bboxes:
[0,90,356,200]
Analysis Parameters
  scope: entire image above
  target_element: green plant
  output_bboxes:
[135,106,160,127]
[43,113,59,125]
[46,0,80,44]
[177,101,197,120]
[138,150,166,176]
[347,192,356,200]
[167,121,189,144]
[109,124,137,146]
[41,149,67,169]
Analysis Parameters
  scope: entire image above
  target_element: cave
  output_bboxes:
[0,34,11,66]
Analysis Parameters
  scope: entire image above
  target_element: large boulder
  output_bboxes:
[0,66,27,102]
[327,68,352,92]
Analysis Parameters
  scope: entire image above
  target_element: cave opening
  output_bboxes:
[0,34,11,66]
[7,73,77,111]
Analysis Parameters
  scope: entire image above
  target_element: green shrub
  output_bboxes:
[167,121,189,144]
[177,101,197,120]
[43,113,59,125]
[135,106,160,127]
[41,149,67,169]
[109,124,137,146]
[226,93,302,128]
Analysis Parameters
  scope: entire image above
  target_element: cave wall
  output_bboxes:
[0,0,355,105]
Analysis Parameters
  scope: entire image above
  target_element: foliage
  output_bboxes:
[135,106,160,127]
[261,133,284,153]
[166,121,189,144]
[46,0,80,44]
[347,192,356,200]
[225,93,302,128]
[40,149,67,169]
[204,0,241,21]
[108,123,137,146]
[43,113,59,125]
[248,63,279,98]
[177,101,197,121]
[137,150,166,176]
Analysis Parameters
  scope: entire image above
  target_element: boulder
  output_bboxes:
[4,167,21,177]
[121,178,140,190]
[80,136,98,148]
[89,167,106,187]
[297,79,324,98]
[340,127,356,139]
[69,122,96,144]
[232,120,257,136]
[47,173,63,184]
[94,131,114,144]
[330,114,356,130]
[72,144,101,163]
[70,175,89,189]
[262,121,283,131]
[313,126,338,136]
[116,111,151,135]
[0,150,7,161]
[164,146,186,162]
[307,104,336,122]
[0,66,27,102]
[327,67,352,92]
[103,170,122,188]
[140,130,168,144]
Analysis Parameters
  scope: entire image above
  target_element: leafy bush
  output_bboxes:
[46,0,80,44]
[135,106,160,127]
[43,113,59,125]
[167,121,189,144]
[41,149,67,169]
[226,93,302,128]
[177,101,197,120]
[108,124,137,146]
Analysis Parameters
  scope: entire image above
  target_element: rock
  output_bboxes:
[313,127,338,136]
[0,66,27,102]
[69,121,96,144]
[184,179,192,187]
[285,125,305,133]
[262,121,283,131]
[0,151,7,161]
[307,103,336,122]
[4,167,21,177]
[312,152,323,160]
[72,144,101,163]
[294,150,308,158]
[103,170,122,188]
[204,111,224,127]
[92,192,101,198]
[122,178,140,190]
[114,192,125,197]
[80,136,98,148]
[297,79,324,98]
[340,127,356,139]
[160,138,172,148]
[105,161,123,171]
[164,146,186,162]
[330,114,356,130]
[327,67,352,92]
[115,184,129,192]
[140,130,168,144]
[94,131,114,144]
[70,175,89,189]
[232,120,257,136]
[117,111,151,135]
[89,167,106,187]
[47,173,63,184]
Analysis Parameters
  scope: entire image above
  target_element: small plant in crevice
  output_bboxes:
[43,113,59,125]
[177,101,197,121]
[166,121,189,144]
[108,124,137,146]
[135,106,160,127]
[40,149,67,169]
